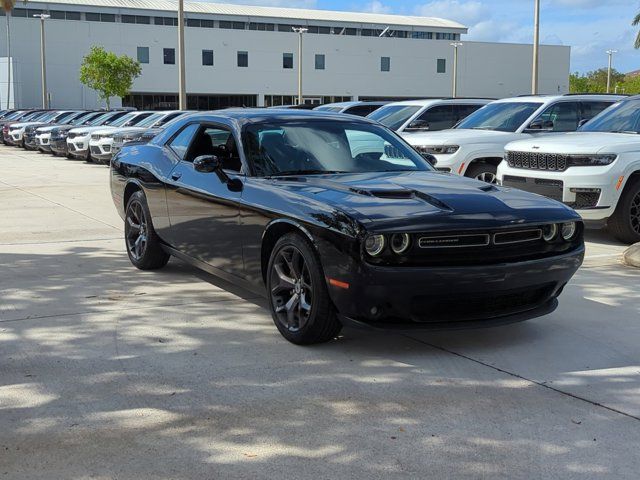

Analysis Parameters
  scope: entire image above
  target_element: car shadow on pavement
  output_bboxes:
[1,245,640,478]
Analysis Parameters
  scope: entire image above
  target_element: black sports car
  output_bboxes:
[110,110,584,345]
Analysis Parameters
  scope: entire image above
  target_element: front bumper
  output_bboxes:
[89,138,114,161]
[51,137,69,155]
[35,134,52,151]
[326,247,584,329]
[498,164,621,222]
[24,133,38,149]
[67,136,90,158]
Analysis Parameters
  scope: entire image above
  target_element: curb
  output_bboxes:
[623,243,640,268]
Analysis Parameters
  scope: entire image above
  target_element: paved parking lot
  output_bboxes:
[1,146,639,479]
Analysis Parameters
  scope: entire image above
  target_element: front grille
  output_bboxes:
[67,132,77,140]
[503,175,564,202]
[567,191,601,209]
[68,143,76,151]
[494,229,542,245]
[90,146,101,154]
[419,234,490,248]
[507,151,568,172]
[410,284,555,323]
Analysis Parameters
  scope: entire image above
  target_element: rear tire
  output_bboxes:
[608,177,640,244]
[125,190,170,270]
[465,162,498,184]
[267,233,342,345]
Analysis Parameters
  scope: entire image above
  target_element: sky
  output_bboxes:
[207,0,639,74]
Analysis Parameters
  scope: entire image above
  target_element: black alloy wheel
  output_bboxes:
[124,190,170,270]
[609,178,640,244]
[270,245,314,333]
[267,233,342,345]
[466,162,498,184]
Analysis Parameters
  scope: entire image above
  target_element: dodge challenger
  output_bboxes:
[110,110,584,345]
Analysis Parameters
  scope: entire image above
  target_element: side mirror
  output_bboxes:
[407,120,430,131]
[193,154,220,173]
[193,155,243,192]
[421,153,438,167]
[578,118,589,128]
[527,119,554,131]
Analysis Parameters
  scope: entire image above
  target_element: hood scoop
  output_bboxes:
[478,184,499,193]
[351,187,453,212]
[369,189,415,199]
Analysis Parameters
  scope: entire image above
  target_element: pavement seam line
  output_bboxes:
[0,296,264,324]
[402,333,640,423]
[0,237,122,246]
[0,178,121,231]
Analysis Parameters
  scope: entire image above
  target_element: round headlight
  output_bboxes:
[390,233,411,254]
[542,224,558,242]
[561,222,577,241]
[364,234,386,256]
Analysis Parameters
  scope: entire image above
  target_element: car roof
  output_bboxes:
[492,94,626,104]
[180,108,378,127]
[386,98,493,107]
[318,101,389,108]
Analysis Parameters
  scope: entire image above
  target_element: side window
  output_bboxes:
[536,102,580,132]
[456,104,484,121]
[581,101,614,122]
[184,125,242,172]
[345,105,378,117]
[410,105,456,131]
[168,124,199,160]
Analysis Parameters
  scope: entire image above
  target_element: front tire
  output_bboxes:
[608,177,640,244]
[465,162,498,184]
[125,190,170,270]
[267,233,342,345]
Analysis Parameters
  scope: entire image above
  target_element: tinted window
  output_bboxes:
[202,50,214,66]
[456,102,543,132]
[367,105,422,131]
[456,104,484,121]
[344,105,382,117]
[437,59,446,73]
[184,126,242,171]
[315,54,325,70]
[410,105,457,131]
[581,101,614,122]
[243,121,432,177]
[534,102,580,132]
[580,100,640,133]
[137,47,149,64]
[169,124,199,159]
[237,51,248,67]
[155,112,184,127]
[381,57,391,72]
[283,53,293,69]
[163,48,175,65]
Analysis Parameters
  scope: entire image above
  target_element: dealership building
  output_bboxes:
[0,0,571,110]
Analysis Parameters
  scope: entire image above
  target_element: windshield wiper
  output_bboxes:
[610,130,640,134]
[268,170,349,177]
[470,126,495,130]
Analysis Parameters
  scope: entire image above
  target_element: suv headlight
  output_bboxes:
[567,154,616,167]
[417,145,460,155]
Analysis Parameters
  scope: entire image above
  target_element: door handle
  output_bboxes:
[171,172,182,181]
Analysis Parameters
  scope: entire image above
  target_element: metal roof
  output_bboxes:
[30,0,467,30]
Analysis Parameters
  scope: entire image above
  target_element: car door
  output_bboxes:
[164,122,245,277]
[532,101,580,132]
[406,105,457,132]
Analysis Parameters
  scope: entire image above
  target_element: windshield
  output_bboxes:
[60,112,86,125]
[367,105,422,131]
[243,120,433,177]
[109,113,137,127]
[455,102,543,132]
[87,112,116,126]
[136,113,164,128]
[580,100,640,133]
[315,106,343,112]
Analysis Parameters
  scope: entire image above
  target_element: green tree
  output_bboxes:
[634,12,640,49]
[568,68,625,93]
[79,46,142,109]
[569,72,589,93]
[620,75,640,95]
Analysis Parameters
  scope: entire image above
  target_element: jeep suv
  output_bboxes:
[403,94,623,183]
[499,96,640,243]
[368,98,490,134]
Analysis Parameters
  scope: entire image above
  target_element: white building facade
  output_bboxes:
[0,0,571,110]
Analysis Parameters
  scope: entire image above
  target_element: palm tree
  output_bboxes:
[634,12,640,49]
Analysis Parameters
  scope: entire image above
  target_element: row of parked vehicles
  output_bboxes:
[1,91,639,243]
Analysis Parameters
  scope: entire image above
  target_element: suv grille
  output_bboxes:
[507,151,568,172]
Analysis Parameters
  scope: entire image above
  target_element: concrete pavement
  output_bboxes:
[1,147,639,479]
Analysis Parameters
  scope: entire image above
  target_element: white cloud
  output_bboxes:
[364,0,392,14]
[414,0,489,27]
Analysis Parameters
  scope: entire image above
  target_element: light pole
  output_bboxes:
[292,27,308,105]
[531,0,540,94]
[450,41,463,98]
[177,0,187,110]
[5,10,11,108]
[606,49,617,93]
[33,13,50,109]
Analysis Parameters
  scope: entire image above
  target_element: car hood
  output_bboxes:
[402,128,522,147]
[11,121,45,129]
[69,126,110,135]
[267,171,578,231]
[506,132,640,155]
[114,127,147,136]
[35,125,58,133]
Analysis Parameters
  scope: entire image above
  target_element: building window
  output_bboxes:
[283,53,293,69]
[86,12,114,22]
[50,10,66,19]
[66,11,81,20]
[249,22,275,31]
[202,50,214,66]
[164,48,176,65]
[381,57,391,72]
[220,20,245,29]
[315,54,325,70]
[437,58,446,73]
[155,16,178,26]
[237,51,248,68]
[137,47,150,64]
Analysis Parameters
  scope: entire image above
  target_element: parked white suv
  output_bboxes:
[499,96,640,243]
[402,95,623,183]
[367,98,490,134]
